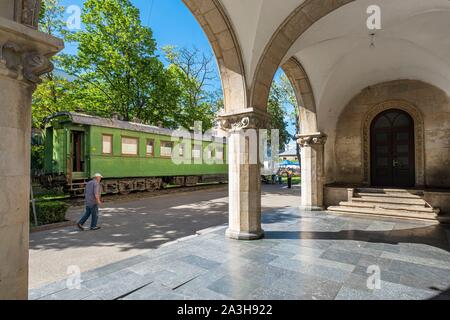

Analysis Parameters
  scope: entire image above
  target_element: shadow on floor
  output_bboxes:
[265,224,450,252]
[30,192,230,252]
[262,210,303,225]
[29,188,299,253]
[429,287,450,300]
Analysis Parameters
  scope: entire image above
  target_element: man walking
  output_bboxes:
[77,173,103,231]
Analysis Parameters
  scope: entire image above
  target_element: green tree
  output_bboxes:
[279,73,301,161]
[60,0,181,126]
[32,78,80,128]
[268,77,290,151]
[32,0,77,128]
[39,0,65,36]
[164,46,221,131]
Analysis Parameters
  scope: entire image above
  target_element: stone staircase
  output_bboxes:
[328,188,450,223]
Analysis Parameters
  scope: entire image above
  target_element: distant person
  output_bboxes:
[287,171,293,189]
[77,173,103,231]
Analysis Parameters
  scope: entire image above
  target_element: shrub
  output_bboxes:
[30,201,69,226]
[31,145,44,174]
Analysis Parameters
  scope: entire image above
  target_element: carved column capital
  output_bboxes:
[0,16,63,85]
[218,108,270,132]
[0,41,53,84]
[23,51,53,83]
[297,132,327,147]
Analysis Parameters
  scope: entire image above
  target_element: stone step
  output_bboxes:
[438,214,450,224]
[380,205,440,215]
[328,206,439,221]
[339,202,439,214]
[355,188,424,196]
[354,192,423,199]
[352,196,426,206]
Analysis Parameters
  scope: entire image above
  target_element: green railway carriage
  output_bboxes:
[43,112,228,195]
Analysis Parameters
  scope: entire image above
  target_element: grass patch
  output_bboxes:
[281,176,301,185]
[35,194,70,201]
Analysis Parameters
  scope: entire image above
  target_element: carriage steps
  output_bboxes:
[327,188,450,223]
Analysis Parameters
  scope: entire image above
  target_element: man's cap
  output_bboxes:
[94,173,103,178]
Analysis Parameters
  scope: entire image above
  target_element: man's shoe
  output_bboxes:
[90,227,101,231]
[77,223,85,231]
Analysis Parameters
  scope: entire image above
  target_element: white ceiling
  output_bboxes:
[283,0,450,129]
[218,0,450,129]
[220,0,304,84]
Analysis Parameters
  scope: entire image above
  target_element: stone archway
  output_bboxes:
[182,0,248,112]
[362,100,425,187]
[250,0,355,109]
[245,0,356,210]
[281,56,317,133]
[281,56,326,209]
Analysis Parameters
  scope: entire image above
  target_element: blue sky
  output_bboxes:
[60,0,216,65]
[59,0,296,143]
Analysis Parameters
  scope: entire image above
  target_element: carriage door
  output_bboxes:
[71,131,85,173]
[371,109,415,188]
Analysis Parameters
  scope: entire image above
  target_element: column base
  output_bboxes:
[225,228,265,240]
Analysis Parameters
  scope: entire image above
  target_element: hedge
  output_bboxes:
[30,201,69,226]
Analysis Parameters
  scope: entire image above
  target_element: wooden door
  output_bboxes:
[371,109,415,187]
[71,131,85,173]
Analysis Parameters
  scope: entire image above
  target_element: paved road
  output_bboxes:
[29,184,301,289]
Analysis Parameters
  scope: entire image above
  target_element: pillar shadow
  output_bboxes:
[264,224,450,252]
[429,287,450,300]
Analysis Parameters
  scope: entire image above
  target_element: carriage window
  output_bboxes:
[206,148,213,160]
[160,141,173,157]
[102,135,113,154]
[192,144,202,159]
[216,146,224,161]
[121,137,138,155]
[146,140,154,156]
[179,143,185,157]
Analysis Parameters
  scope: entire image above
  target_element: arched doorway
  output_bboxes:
[370,109,415,187]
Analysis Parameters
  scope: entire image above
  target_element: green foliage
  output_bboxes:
[39,0,65,36]
[34,0,224,132]
[31,145,44,172]
[60,0,181,125]
[268,78,290,150]
[282,176,301,185]
[33,1,74,128]
[35,189,68,200]
[278,73,301,160]
[31,201,69,225]
[279,74,300,135]
[164,46,222,131]
[32,76,80,128]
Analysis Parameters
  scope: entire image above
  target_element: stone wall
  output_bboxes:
[330,80,450,188]
[0,2,15,20]
[324,186,348,208]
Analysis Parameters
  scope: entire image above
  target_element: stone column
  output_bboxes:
[219,108,269,240]
[0,16,63,299]
[297,133,327,210]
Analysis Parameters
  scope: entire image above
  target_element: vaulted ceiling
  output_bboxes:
[8,0,449,127]
[214,0,450,125]
[220,0,305,84]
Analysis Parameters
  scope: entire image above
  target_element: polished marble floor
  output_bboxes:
[30,209,450,300]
